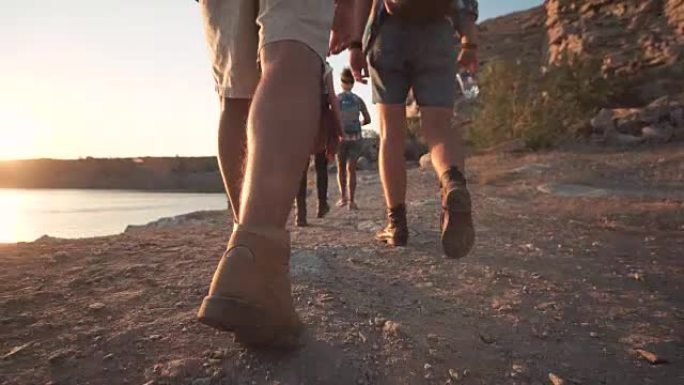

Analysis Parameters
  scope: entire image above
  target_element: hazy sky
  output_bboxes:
[0,0,542,160]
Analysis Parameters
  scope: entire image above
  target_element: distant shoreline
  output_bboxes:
[0,156,225,192]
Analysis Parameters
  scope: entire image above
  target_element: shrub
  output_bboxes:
[467,58,614,149]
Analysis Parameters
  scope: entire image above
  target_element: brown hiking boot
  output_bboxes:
[375,204,409,246]
[440,167,475,259]
[197,227,302,347]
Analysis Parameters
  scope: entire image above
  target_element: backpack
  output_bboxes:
[383,0,452,24]
[338,92,362,135]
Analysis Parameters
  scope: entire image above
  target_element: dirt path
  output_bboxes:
[1,145,682,385]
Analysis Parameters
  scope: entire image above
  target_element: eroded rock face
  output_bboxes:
[545,0,684,102]
[546,0,683,71]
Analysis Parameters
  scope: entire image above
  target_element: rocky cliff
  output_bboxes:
[545,0,684,103]
[477,1,684,104]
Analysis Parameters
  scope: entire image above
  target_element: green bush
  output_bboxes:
[468,58,613,149]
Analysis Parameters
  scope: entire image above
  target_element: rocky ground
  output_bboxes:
[1,145,682,385]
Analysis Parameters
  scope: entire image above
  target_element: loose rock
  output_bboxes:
[549,372,564,385]
[635,349,668,365]
[382,321,401,338]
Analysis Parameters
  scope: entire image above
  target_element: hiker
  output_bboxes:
[295,63,344,227]
[336,68,371,210]
[349,0,479,258]
[195,0,353,347]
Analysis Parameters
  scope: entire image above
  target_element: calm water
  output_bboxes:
[0,189,228,243]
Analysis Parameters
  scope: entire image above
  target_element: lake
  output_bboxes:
[0,189,228,243]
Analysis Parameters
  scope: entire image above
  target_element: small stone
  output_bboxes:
[419,153,432,170]
[148,334,162,341]
[635,349,668,365]
[88,302,106,311]
[424,363,432,370]
[103,353,114,360]
[382,321,401,338]
[535,302,557,311]
[549,372,564,385]
[373,317,387,327]
[448,368,460,380]
[209,349,227,359]
[589,332,598,338]
[48,350,70,364]
[191,378,212,385]
[318,293,335,303]
[2,342,32,360]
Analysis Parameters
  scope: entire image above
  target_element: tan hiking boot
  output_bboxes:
[440,167,475,259]
[197,226,302,347]
[374,204,408,246]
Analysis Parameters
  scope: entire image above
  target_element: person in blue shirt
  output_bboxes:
[336,68,372,211]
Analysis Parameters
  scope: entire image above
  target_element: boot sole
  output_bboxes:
[442,189,475,259]
[375,235,408,247]
[197,295,302,348]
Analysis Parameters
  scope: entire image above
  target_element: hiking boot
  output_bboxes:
[197,226,302,347]
[440,167,475,259]
[375,204,408,246]
[316,201,330,218]
[348,201,359,211]
[336,198,347,208]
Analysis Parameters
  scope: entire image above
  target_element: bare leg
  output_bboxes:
[238,41,322,227]
[420,107,465,174]
[347,160,357,205]
[218,98,249,221]
[420,106,473,260]
[336,154,348,205]
[295,161,309,227]
[377,104,408,208]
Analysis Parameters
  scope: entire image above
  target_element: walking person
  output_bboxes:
[295,63,343,227]
[195,0,353,347]
[348,0,479,258]
[336,68,371,210]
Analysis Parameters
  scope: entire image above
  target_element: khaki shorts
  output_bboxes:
[199,0,334,98]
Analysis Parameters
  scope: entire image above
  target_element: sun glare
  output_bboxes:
[0,109,43,160]
[0,190,24,243]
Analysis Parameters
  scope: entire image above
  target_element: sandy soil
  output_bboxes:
[1,144,682,385]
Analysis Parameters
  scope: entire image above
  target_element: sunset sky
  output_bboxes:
[0,0,542,160]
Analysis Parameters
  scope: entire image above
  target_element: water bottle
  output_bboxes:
[457,71,479,100]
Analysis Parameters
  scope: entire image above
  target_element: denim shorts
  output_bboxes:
[368,17,457,107]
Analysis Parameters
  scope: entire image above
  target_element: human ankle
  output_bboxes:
[440,166,466,188]
[233,224,289,246]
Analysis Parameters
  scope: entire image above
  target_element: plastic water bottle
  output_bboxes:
[457,71,480,100]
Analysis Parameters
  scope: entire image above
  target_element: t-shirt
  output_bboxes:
[363,0,479,53]
[337,91,369,141]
